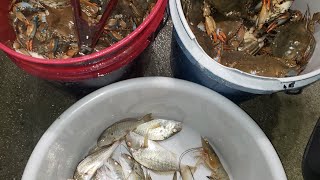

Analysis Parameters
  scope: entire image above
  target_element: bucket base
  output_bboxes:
[47,56,146,98]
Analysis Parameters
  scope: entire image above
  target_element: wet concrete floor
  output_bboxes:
[0,20,319,180]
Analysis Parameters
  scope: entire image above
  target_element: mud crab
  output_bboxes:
[220,51,299,77]
[270,9,320,69]
[256,0,294,29]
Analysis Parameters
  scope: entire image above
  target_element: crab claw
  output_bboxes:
[264,0,271,10]
[205,16,225,43]
[267,12,291,33]
[256,0,271,29]
[26,39,33,51]
[216,28,227,43]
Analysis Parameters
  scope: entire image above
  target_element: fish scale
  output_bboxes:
[98,114,153,147]
[134,119,182,141]
[74,141,120,180]
[126,132,180,172]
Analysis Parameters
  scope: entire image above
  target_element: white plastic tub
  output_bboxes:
[22,77,286,180]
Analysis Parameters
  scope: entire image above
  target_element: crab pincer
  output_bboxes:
[267,12,291,33]
[203,1,227,43]
[256,0,272,29]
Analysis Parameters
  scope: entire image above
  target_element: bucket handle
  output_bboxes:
[283,81,304,95]
[148,5,170,42]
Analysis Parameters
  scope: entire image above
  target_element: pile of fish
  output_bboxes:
[71,114,230,180]
[182,0,320,78]
[9,0,156,59]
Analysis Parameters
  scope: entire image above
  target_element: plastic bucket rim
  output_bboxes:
[21,77,287,180]
[170,0,320,90]
[0,0,166,65]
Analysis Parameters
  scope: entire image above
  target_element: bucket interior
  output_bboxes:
[0,0,15,45]
[23,78,285,180]
[177,0,320,78]
[291,0,320,75]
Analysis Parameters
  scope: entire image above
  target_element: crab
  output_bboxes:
[256,0,294,29]
[201,1,227,43]
[270,9,320,70]
[220,51,299,77]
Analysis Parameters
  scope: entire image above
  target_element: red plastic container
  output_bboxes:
[0,0,167,85]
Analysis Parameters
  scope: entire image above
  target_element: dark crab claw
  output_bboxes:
[267,12,291,33]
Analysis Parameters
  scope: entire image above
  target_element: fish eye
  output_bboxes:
[173,128,177,133]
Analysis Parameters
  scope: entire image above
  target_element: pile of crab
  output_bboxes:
[183,0,320,78]
[9,0,156,59]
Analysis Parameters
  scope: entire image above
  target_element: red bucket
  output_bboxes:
[0,0,167,84]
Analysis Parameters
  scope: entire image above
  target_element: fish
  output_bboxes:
[92,165,112,180]
[97,114,153,147]
[119,153,146,180]
[73,141,120,180]
[104,158,125,180]
[145,171,152,180]
[172,171,178,180]
[134,119,182,141]
[180,165,196,180]
[88,144,101,154]
[125,132,179,171]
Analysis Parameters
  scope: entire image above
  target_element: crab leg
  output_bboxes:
[267,12,291,33]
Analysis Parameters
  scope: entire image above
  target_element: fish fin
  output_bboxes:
[188,165,197,175]
[140,113,153,122]
[145,171,152,180]
[172,171,178,180]
[180,165,196,179]
[143,130,149,148]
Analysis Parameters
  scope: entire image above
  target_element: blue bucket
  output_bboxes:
[169,0,320,102]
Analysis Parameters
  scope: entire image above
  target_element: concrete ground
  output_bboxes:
[1,19,319,180]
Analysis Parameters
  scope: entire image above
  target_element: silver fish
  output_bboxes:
[92,165,113,180]
[104,158,125,180]
[119,153,145,180]
[98,114,153,147]
[125,132,179,171]
[88,144,101,154]
[134,119,182,141]
[73,141,120,180]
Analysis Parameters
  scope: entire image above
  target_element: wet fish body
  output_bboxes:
[126,132,179,171]
[134,119,182,141]
[119,153,146,180]
[92,165,112,180]
[98,114,153,147]
[73,141,120,180]
[104,158,125,180]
